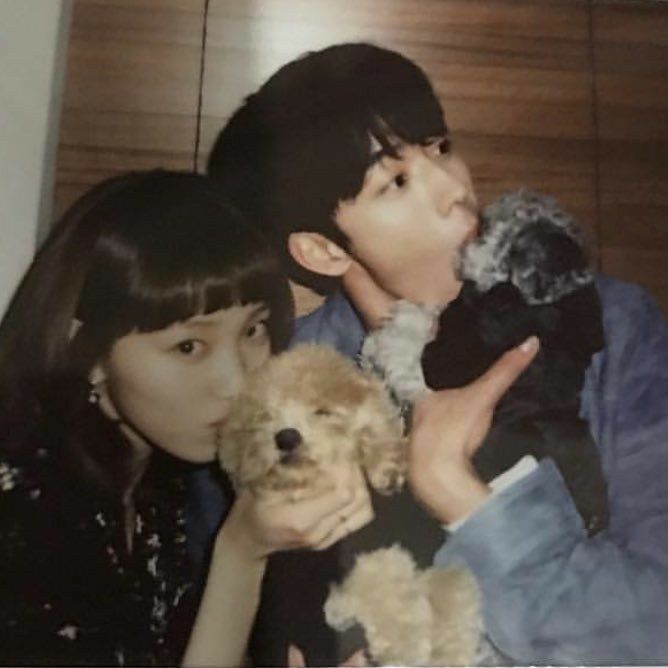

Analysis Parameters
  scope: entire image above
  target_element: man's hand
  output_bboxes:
[342,259,396,330]
[408,336,540,524]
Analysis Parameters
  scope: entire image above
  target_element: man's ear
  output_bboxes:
[288,232,352,277]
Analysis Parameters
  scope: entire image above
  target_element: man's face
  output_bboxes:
[335,136,478,306]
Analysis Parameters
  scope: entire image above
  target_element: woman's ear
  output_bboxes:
[288,232,352,277]
[89,364,106,387]
[88,364,121,422]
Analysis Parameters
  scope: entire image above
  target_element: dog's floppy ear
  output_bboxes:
[354,378,407,494]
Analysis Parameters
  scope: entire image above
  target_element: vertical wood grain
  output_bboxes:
[593,0,668,312]
[53,0,205,219]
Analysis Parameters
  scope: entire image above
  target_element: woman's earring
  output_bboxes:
[88,385,101,405]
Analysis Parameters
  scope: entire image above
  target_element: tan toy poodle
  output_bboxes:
[218,344,482,666]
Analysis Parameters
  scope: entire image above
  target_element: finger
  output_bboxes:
[304,476,372,547]
[314,502,374,551]
[287,644,306,667]
[288,483,355,525]
[471,335,539,409]
[341,649,369,666]
[259,477,338,506]
[258,470,369,549]
[305,492,367,545]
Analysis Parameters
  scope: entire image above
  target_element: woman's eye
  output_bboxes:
[175,339,204,356]
[246,320,269,341]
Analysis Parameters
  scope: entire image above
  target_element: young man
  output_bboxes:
[204,43,668,664]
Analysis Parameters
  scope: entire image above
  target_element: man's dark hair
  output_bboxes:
[208,42,447,294]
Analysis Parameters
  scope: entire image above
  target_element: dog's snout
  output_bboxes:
[274,428,302,453]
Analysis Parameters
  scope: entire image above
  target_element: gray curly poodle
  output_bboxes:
[362,190,609,536]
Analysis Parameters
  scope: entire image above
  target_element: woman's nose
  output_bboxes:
[210,349,245,400]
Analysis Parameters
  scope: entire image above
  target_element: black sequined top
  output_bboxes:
[0,445,197,666]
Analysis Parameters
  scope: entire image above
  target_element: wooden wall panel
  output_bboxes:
[593,1,668,312]
[53,0,205,219]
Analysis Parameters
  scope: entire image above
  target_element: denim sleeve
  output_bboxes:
[435,279,668,664]
[290,291,365,360]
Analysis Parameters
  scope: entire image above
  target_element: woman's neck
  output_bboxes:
[118,424,152,553]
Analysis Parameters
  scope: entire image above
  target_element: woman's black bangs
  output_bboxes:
[127,243,284,334]
[128,275,238,333]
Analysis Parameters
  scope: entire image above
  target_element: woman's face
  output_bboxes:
[92,303,272,463]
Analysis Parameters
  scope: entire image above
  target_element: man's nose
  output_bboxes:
[424,158,468,217]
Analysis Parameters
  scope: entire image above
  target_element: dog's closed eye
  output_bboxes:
[314,407,349,420]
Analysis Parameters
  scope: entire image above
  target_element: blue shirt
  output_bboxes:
[188,276,668,664]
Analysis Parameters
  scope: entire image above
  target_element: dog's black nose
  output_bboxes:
[274,428,302,453]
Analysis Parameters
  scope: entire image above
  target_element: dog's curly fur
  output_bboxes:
[218,344,482,666]
[219,344,406,500]
[326,546,481,666]
[458,190,593,303]
[362,190,609,536]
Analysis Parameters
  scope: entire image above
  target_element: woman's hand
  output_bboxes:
[288,644,368,667]
[219,466,374,561]
[408,336,539,524]
[184,468,372,666]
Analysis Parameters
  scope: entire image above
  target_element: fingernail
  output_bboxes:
[520,336,539,354]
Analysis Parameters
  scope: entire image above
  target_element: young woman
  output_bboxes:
[0,170,371,666]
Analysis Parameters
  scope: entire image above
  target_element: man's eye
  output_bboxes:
[433,137,451,155]
[175,339,204,356]
[246,320,269,340]
[394,173,408,188]
[381,173,408,194]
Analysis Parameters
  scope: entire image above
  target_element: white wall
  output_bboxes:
[0,0,71,315]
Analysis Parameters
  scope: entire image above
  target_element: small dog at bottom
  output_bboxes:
[218,344,482,666]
